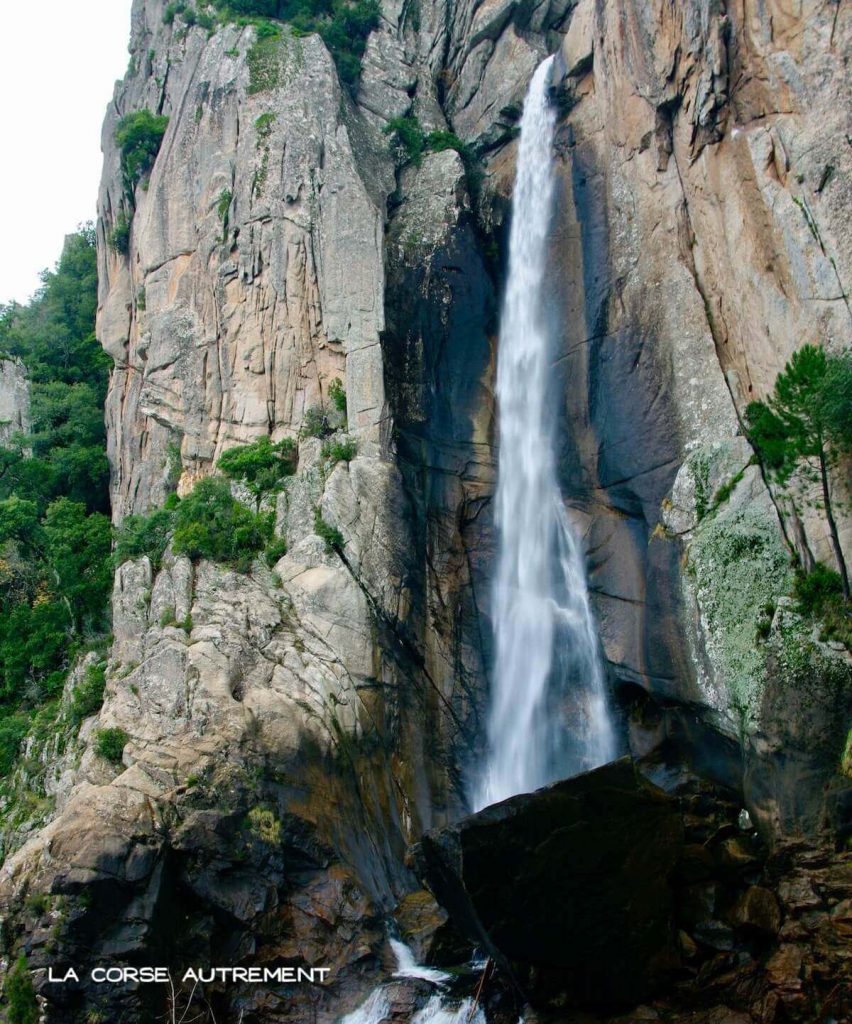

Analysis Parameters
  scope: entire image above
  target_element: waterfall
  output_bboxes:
[474,56,615,809]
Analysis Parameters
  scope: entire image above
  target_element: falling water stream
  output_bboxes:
[474,56,614,808]
[336,55,615,1024]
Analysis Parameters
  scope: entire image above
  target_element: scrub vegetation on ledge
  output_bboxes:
[162,0,380,89]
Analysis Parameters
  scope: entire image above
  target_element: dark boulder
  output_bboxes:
[413,759,684,1009]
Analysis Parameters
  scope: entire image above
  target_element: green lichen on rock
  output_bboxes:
[684,473,793,731]
[762,606,852,766]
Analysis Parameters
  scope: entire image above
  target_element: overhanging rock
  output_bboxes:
[413,758,684,1008]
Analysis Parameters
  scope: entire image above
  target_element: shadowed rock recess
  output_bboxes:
[0,0,849,1021]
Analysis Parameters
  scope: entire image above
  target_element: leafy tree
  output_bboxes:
[0,228,110,514]
[746,345,851,600]
[114,503,176,570]
[217,436,297,509]
[42,499,112,632]
[212,0,380,89]
[218,0,279,13]
[0,228,112,778]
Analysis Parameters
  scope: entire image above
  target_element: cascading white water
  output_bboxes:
[474,56,615,809]
[337,942,485,1024]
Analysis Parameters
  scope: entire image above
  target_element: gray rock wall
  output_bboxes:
[0,359,30,446]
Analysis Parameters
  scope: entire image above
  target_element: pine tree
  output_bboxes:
[746,345,851,601]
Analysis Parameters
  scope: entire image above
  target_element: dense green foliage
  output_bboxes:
[793,564,851,647]
[116,436,296,574]
[172,477,274,568]
[217,436,297,507]
[383,116,480,192]
[69,663,107,730]
[328,377,346,414]
[321,437,357,464]
[115,110,169,194]
[4,956,38,1024]
[0,230,112,779]
[169,0,381,90]
[746,345,851,599]
[384,115,426,165]
[95,727,128,765]
[113,500,177,571]
[108,211,132,255]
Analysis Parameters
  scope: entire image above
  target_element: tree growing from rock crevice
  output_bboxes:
[746,345,851,600]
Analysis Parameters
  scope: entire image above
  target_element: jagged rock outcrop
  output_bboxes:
[0,359,29,445]
[0,0,849,1020]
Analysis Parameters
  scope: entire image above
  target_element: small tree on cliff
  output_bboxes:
[746,345,851,601]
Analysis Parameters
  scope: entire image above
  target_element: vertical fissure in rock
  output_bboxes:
[473,56,615,810]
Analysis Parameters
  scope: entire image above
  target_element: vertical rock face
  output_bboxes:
[0,0,849,1020]
[0,359,30,446]
[544,0,851,832]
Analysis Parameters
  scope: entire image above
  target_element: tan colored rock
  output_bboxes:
[730,885,781,936]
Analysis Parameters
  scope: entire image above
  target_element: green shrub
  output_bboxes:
[328,377,346,414]
[217,436,297,508]
[265,536,288,566]
[163,1,187,23]
[384,114,425,165]
[217,0,278,13]
[114,505,174,570]
[108,211,132,255]
[255,112,276,141]
[115,110,170,193]
[246,805,281,843]
[794,563,842,614]
[4,956,38,1024]
[321,437,357,464]
[69,663,107,729]
[0,716,29,777]
[215,0,379,90]
[301,406,332,439]
[314,509,343,553]
[216,187,233,236]
[95,727,128,765]
[172,477,273,566]
[793,564,850,647]
[159,608,177,628]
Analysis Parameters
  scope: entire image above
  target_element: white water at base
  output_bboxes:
[390,939,452,985]
[413,995,486,1024]
[474,56,615,809]
[339,987,391,1024]
[338,942,483,1024]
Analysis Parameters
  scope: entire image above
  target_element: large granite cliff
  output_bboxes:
[0,1,849,1021]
